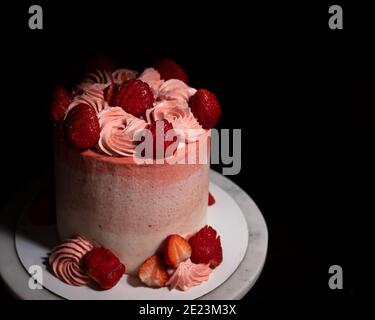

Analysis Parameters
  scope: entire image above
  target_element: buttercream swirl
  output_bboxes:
[157,79,197,108]
[166,259,212,291]
[97,107,148,156]
[48,236,93,286]
[138,68,164,97]
[145,101,203,143]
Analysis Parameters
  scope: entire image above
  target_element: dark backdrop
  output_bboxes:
[1,2,374,300]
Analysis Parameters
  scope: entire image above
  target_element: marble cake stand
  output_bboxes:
[0,170,268,300]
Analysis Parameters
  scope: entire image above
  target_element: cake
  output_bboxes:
[49,58,223,290]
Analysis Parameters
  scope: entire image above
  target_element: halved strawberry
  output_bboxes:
[138,255,169,288]
[164,234,192,268]
[83,247,125,290]
[64,103,100,149]
[189,88,222,129]
[155,59,189,84]
[208,192,216,206]
[50,85,73,123]
[113,79,154,117]
[189,225,223,268]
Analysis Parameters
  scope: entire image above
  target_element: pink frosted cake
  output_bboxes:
[49,58,223,290]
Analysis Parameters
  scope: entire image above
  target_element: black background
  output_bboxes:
[1,1,374,302]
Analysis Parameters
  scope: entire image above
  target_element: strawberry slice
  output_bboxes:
[189,225,223,268]
[64,103,100,149]
[189,89,222,129]
[50,85,73,123]
[83,247,125,290]
[164,234,192,268]
[138,255,169,288]
[208,192,216,206]
[113,79,154,117]
[155,59,189,84]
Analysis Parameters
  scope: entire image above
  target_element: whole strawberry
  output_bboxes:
[64,103,100,149]
[189,225,223,268]
[50,85,73,123]
[155,59,189,84]
[113,79,154,117]
[189,89,222,129]
[83,247,125,290]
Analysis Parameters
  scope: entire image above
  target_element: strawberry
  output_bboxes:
[208,192,216,206]
[164,234,192,268]
[138,255,169,288]
[189,89,222,129]
[50,85,73,123]
[103,83,120,105]
[113,79,154,117]
[154,59,189,84]
[83,247,125,289]
[189,225,223,268]
[64,103,100,149]
[144,119,178,159]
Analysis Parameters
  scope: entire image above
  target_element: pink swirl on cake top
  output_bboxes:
[157,79,197,108]
[145,101,203,143]
[166,259,212,291]
[138,68,164,97]
[97,107,148,156]
[48,236,93,286]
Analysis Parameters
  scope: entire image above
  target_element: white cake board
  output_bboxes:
[0,170,268,300]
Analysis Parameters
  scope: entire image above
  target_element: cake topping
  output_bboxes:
[97,106,147,156]
[50,85,73,123]
[165,259,212,291]
[138,255,170,288]
[113,79,154,117]
[157,79,196,107]
[83,247,126,290]
[155,58,189,84]
[164,234,192,268]
[189,89,222,129]
[138,67,164,97]
[189,225,223,268]
[64,103,101,149]
[146,119,178,159]
[48,236,93,286]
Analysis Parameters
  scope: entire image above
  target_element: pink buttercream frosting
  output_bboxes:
[166,259,212,291]
[97,107,148,156]
[145,101,203,143]
[48,236,93,286]
[157,79,197,108]
[138,68,164,97]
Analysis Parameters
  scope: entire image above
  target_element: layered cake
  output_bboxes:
[49,58,223,290]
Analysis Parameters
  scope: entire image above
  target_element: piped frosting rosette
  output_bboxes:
[97,107,148,156]
[145,101,204,143]
[48,236,93,286]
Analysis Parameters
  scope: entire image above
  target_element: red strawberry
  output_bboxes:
[103,83,120,105]
[83,247,125,289]
[64,103,100,149]
[145,119,178,159]
[189,225,223,268]
[50,86,73,123]
[189,89,222,129]
[113,79,154,117]
[155,59,189,84]
[164,234,192,268]
[138,255,169,288]
[208,192,216,206]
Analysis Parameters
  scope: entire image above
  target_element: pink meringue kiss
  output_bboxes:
[166,259,212,291]
[48,236,94,286]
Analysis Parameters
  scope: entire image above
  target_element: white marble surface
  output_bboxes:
[0,170,268,300]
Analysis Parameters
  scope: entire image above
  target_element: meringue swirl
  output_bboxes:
[145,101,203,143]
[48,236,93,286]
[166,259,212,291]
[67,83,109,115]
[97,107,148,156]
